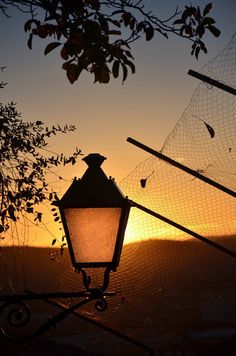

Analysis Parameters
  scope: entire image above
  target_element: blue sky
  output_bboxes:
[0,0,235,182]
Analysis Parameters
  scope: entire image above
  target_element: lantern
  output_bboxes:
[59,153,131,272]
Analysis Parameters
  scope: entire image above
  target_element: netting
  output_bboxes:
[120,32,236,245]
[1,34,236,354]
[48,33,236,354]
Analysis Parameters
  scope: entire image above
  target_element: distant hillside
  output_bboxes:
[1,237,236,353]
[1,237,236,294]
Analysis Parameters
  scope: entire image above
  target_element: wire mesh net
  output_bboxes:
[48,33,236,354]
[1,33,236,355]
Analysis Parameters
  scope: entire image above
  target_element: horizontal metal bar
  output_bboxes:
[131,200,236,260]
[188,69,236,95]
[0,290,115,302]
[127,137,236,198]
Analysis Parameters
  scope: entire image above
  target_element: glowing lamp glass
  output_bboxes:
[64,207,122,263]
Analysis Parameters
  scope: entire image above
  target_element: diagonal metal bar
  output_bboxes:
[0,298,92,343]
[188,69,236,95]
[127,137,236,198]
[0,289,115,342]
[131,200,236,260]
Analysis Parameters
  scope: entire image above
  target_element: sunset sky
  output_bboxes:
[0,0,235,246]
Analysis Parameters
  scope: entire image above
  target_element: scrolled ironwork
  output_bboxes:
[94,298,107,312]
[0,300,31,328]
[0,286,116,342]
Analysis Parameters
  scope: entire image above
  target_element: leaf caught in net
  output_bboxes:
[204,121,215,138]
[140,178,147,188]
[140,171,154,188]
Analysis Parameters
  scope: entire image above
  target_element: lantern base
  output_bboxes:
[80,266,112,293]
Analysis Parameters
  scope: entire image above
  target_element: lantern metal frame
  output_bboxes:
[58,153,131,272]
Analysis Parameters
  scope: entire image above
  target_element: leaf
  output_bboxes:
[191,42,197,55]
[126,60,135,74]
[202,16,215,25]
[52,238,57,246]
[182,6,196,21]
[24,20,32,32]
[140,171,154,188]
[206,25,221,37]
[60,45,69,60]
[199,40,207,54]
[203,3,212,16]
[62,58,74,70]
[145,26,154,41]
[27,33,33,50]
[204,121,215,138]
[112,60,120,78]
[87,0,100,10]
[125,50,134,59]
[108,30,122,36]
[195,46,200,59]
[54,193,59,201]
[8,205,16,221]
[98,15,109,32]
[121,63,128,83]
[44,42,62,55]
[66,63,83,84]
[99,64,110,83]
[196,23,205,38]
[173,19,185,25]
[140,178,147,188]
[111,10,124,16]
[37,212,42,222]
[37,25,48,38]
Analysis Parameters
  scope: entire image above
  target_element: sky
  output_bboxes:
[0,0,235,246]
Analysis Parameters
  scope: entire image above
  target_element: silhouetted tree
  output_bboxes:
[0,1,220,83]
[0,78,81,243]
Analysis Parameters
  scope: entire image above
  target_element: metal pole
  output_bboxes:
[0,290,115,302]
[131,200,236,260]
[127,137,236,198]
[188,69,236,96]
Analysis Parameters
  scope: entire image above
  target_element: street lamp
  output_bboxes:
[58,153,131,290]
[0,153,131,342]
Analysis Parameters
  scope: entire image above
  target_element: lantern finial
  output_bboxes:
[82,153,106,168]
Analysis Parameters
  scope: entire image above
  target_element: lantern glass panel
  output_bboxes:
[64,207,122,263]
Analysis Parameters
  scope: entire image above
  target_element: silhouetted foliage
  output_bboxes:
[0,1,220,83]
[0,82,82,239]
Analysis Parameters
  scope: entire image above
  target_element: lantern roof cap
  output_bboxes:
[82,153,106,168]
[59,153,126,208]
